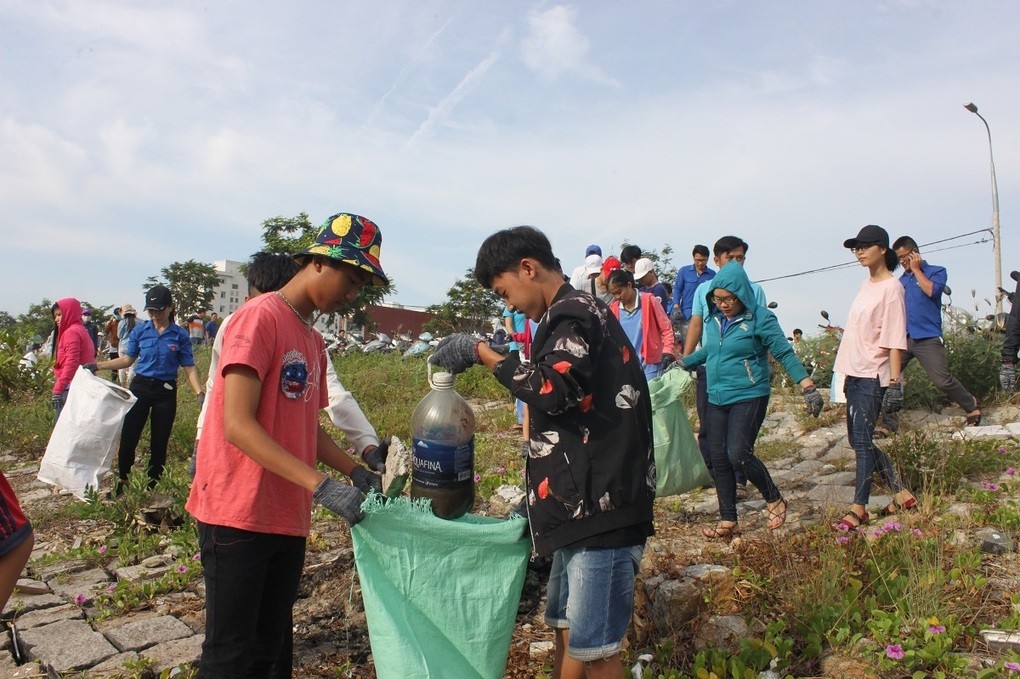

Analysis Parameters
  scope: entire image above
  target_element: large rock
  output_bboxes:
[12,603,83,630]
[692,614,747,652]
[46,567,111,603]
[139,633,204,672]
[643,565,734,635]
[17,618,118,672]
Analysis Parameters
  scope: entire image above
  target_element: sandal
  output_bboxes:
[832,508,869,533]
[965,411,982,427]
[766,498,788,530]
[872,426,891,440]
[703,523,741,540]
[879,493,917,517]
[735,483,749,500]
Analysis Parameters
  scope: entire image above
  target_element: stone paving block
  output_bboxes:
[815,471,856,486]
[140,633,204,672]
[115,561,175,583]
[806,483,855,505]
[47,567,112,603]
[788,459,825,478]
[952,424,1013,440]
[90,650,141,673]
[18,618,118,673]
[13,602,84,629]
[33,558,91,581]
[105,615,193,652]
[1007,422,1020,437]
[3,590,65,616]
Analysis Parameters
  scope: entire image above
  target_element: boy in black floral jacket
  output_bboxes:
[430,225,655,679]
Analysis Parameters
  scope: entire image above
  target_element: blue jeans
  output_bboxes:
[198,523,306,678]
[544,544,644,662]
[845,376,904,506]
[706,395,779,522]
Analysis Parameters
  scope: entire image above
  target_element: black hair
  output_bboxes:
[692,244,710,258]
[474,226,558,289]
[608,268,635,289]
[248,252,300,294]
[713,236,748,257]
[883,248,899,272]
[793,328,803,335]
[892,235,919,252]
[620,244,642,266]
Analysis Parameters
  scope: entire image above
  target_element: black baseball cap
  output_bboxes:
[843,224,890,250]
[144,285,173,311]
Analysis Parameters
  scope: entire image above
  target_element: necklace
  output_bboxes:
[275,291,312,327]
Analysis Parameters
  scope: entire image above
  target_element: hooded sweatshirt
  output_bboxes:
[53,298,96,394]
[683,261,807,406]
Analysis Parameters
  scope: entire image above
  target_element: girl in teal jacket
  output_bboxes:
[682,261,822,539]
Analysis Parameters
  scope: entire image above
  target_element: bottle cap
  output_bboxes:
[431,371,455,389]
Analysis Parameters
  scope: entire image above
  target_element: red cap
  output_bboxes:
[601,256,621,279]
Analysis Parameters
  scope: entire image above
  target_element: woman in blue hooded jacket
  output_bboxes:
[681,261,823,538]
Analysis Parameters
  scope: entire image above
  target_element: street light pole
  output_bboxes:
[964,102,1003,317]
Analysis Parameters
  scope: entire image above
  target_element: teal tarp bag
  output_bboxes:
[351,495,531,679]
[648,368,712,497]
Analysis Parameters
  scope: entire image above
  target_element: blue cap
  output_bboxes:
[585,244,602,257]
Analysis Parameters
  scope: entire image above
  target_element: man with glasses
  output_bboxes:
[885,236,981,430]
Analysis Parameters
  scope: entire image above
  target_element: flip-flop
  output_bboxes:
[735,483,749,500]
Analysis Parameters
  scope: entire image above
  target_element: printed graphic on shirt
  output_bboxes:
[280,350,309,399]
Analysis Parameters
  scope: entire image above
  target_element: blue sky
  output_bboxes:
[2,1,1017,334]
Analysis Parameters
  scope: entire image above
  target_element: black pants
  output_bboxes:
[118,375,177,486]
[696,366,746,486]
[197,522,306,678]
[108,350,119,381]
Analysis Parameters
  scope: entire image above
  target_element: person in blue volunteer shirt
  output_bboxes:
[882,236,981,430]
[94,285,205,494]
[669,244,715,323]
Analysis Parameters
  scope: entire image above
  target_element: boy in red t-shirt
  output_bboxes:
[186,212,389,676]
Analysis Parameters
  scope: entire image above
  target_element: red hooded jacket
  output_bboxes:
[53,298,96,394]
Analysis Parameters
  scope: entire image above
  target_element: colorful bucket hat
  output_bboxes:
[295,212,389,286]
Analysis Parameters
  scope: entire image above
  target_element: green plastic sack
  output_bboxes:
[648,368,712,496]
[351,495,531,679]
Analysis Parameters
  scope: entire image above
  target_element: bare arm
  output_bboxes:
[96,354,137,372]
[316,424,360,478]
[222,365,324,492]
[182,365,204,396]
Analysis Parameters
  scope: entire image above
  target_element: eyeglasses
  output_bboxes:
[711,294,738,306]
[849,243,880,253]
[897,249,918,261]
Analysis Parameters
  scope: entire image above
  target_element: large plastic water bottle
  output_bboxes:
[410,369,475,519]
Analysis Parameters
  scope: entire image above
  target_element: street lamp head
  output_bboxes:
[964,102,978,113]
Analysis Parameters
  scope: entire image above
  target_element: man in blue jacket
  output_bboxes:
[888,236,981,430]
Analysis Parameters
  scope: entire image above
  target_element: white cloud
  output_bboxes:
[520,5,616,86]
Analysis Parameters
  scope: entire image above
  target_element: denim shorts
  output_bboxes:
[543,544,644,662]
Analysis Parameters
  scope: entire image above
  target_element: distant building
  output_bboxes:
[360,303,434,338]
[211,259,245,316]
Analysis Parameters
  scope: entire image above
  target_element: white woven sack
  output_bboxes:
[38,367,137,499]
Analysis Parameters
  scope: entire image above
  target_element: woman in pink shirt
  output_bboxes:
[832,225,917,532]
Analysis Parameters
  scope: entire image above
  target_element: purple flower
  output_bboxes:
[192,552,201,561]
[911,528,923,537]
[473,473,482,483]
[928,625,946,634]
[177,564,187,573]
[999,446,1008,455]
[1004,661,1020,673]
[107,583,116,592]
[1006,467,1016,477]
[496,466,506,475]
[885,644,905,660]
[98,545,107,555]
[981,481,1000,491]
[881,520,902,533]
[74,594,86,606]
[496,432,505,440]
[835,535,851,545]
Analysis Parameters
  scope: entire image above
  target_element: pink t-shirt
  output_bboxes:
[186,293,328,537]
[833,276,907,386]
